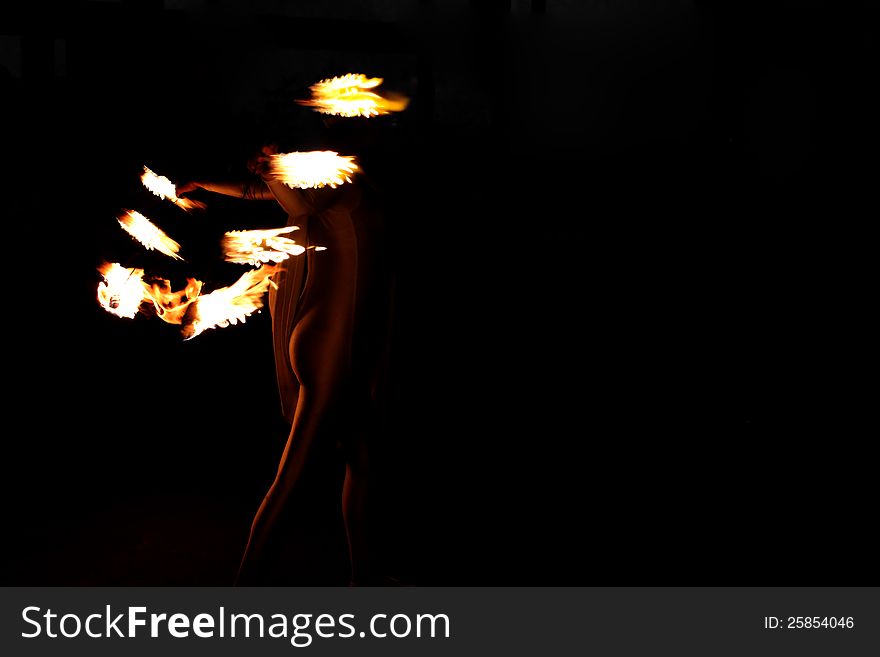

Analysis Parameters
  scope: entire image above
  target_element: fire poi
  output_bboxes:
[117,210,183,260]
[96,262,149,319]
[99,72,375,339]
[141,165,206,211]
[296,73,409,117]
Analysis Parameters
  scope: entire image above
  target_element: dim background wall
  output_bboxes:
[1,0,875,585]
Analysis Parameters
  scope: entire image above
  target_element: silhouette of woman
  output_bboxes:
[178,145,392,585]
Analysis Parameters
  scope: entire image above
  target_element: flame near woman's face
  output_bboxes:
[268,151,360,189]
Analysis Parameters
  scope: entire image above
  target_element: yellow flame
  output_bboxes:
[297,73,409,117]
[96,262,148,319]
[181,265,278,340]
[117,210,183,260]
[222,226,305,266]
[141,165,205,211]
[269,151,359,189]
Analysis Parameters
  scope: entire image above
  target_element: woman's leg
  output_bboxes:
[237,302,352,585]
[342,421,375,585]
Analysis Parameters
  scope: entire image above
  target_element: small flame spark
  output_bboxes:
[96,262,148,319]
[297,73,409,117]
[141,165,205,211]
[117,210,183,260]
[269,151,359,189]
[180,265,279,340]
[222,226,305,265]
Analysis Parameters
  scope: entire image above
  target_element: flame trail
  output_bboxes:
[297,73,409,117]
[97,262,200,322]
[222,226,305,265]
[269,151,359,189]
[180,265,278,340]
[97,264,277,340]
[141,165,205,211]
[96,262,148,319]
[117,210,183,260]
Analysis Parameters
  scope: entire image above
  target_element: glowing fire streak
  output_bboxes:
[269,151,359,189]
[96,263,147,319]
[117,210,183,260]
[180,266,278,341]
[297,73,409,117]
[96,263,279,340]
[141,165,204,211]
[223,226,305,265]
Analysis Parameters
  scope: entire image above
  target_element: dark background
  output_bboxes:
[1,0,875,585]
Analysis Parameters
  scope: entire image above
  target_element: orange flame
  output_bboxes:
[141,165,205,211]
[297,73,409,117]
[144,276,203,325]
[222,226,305,265]
[117,210,183,260]
[269,151,359,189]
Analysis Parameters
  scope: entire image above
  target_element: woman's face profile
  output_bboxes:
[247,144,278,175]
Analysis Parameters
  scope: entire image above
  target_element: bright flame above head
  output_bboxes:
[117,210,183,260]
[269,151,359,189]
[180,265,278,340]
[297,73,409,117]
[222,226,305,266]
[141,166,204,211]
[96,262,148,319]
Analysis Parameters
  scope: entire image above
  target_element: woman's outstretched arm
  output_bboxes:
[176,146,319,214]
[177,178,276,200]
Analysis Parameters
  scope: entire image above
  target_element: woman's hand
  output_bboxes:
[176,180,201,196]
[173,181,207,211]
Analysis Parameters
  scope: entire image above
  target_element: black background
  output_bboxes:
[1,0,875,585]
